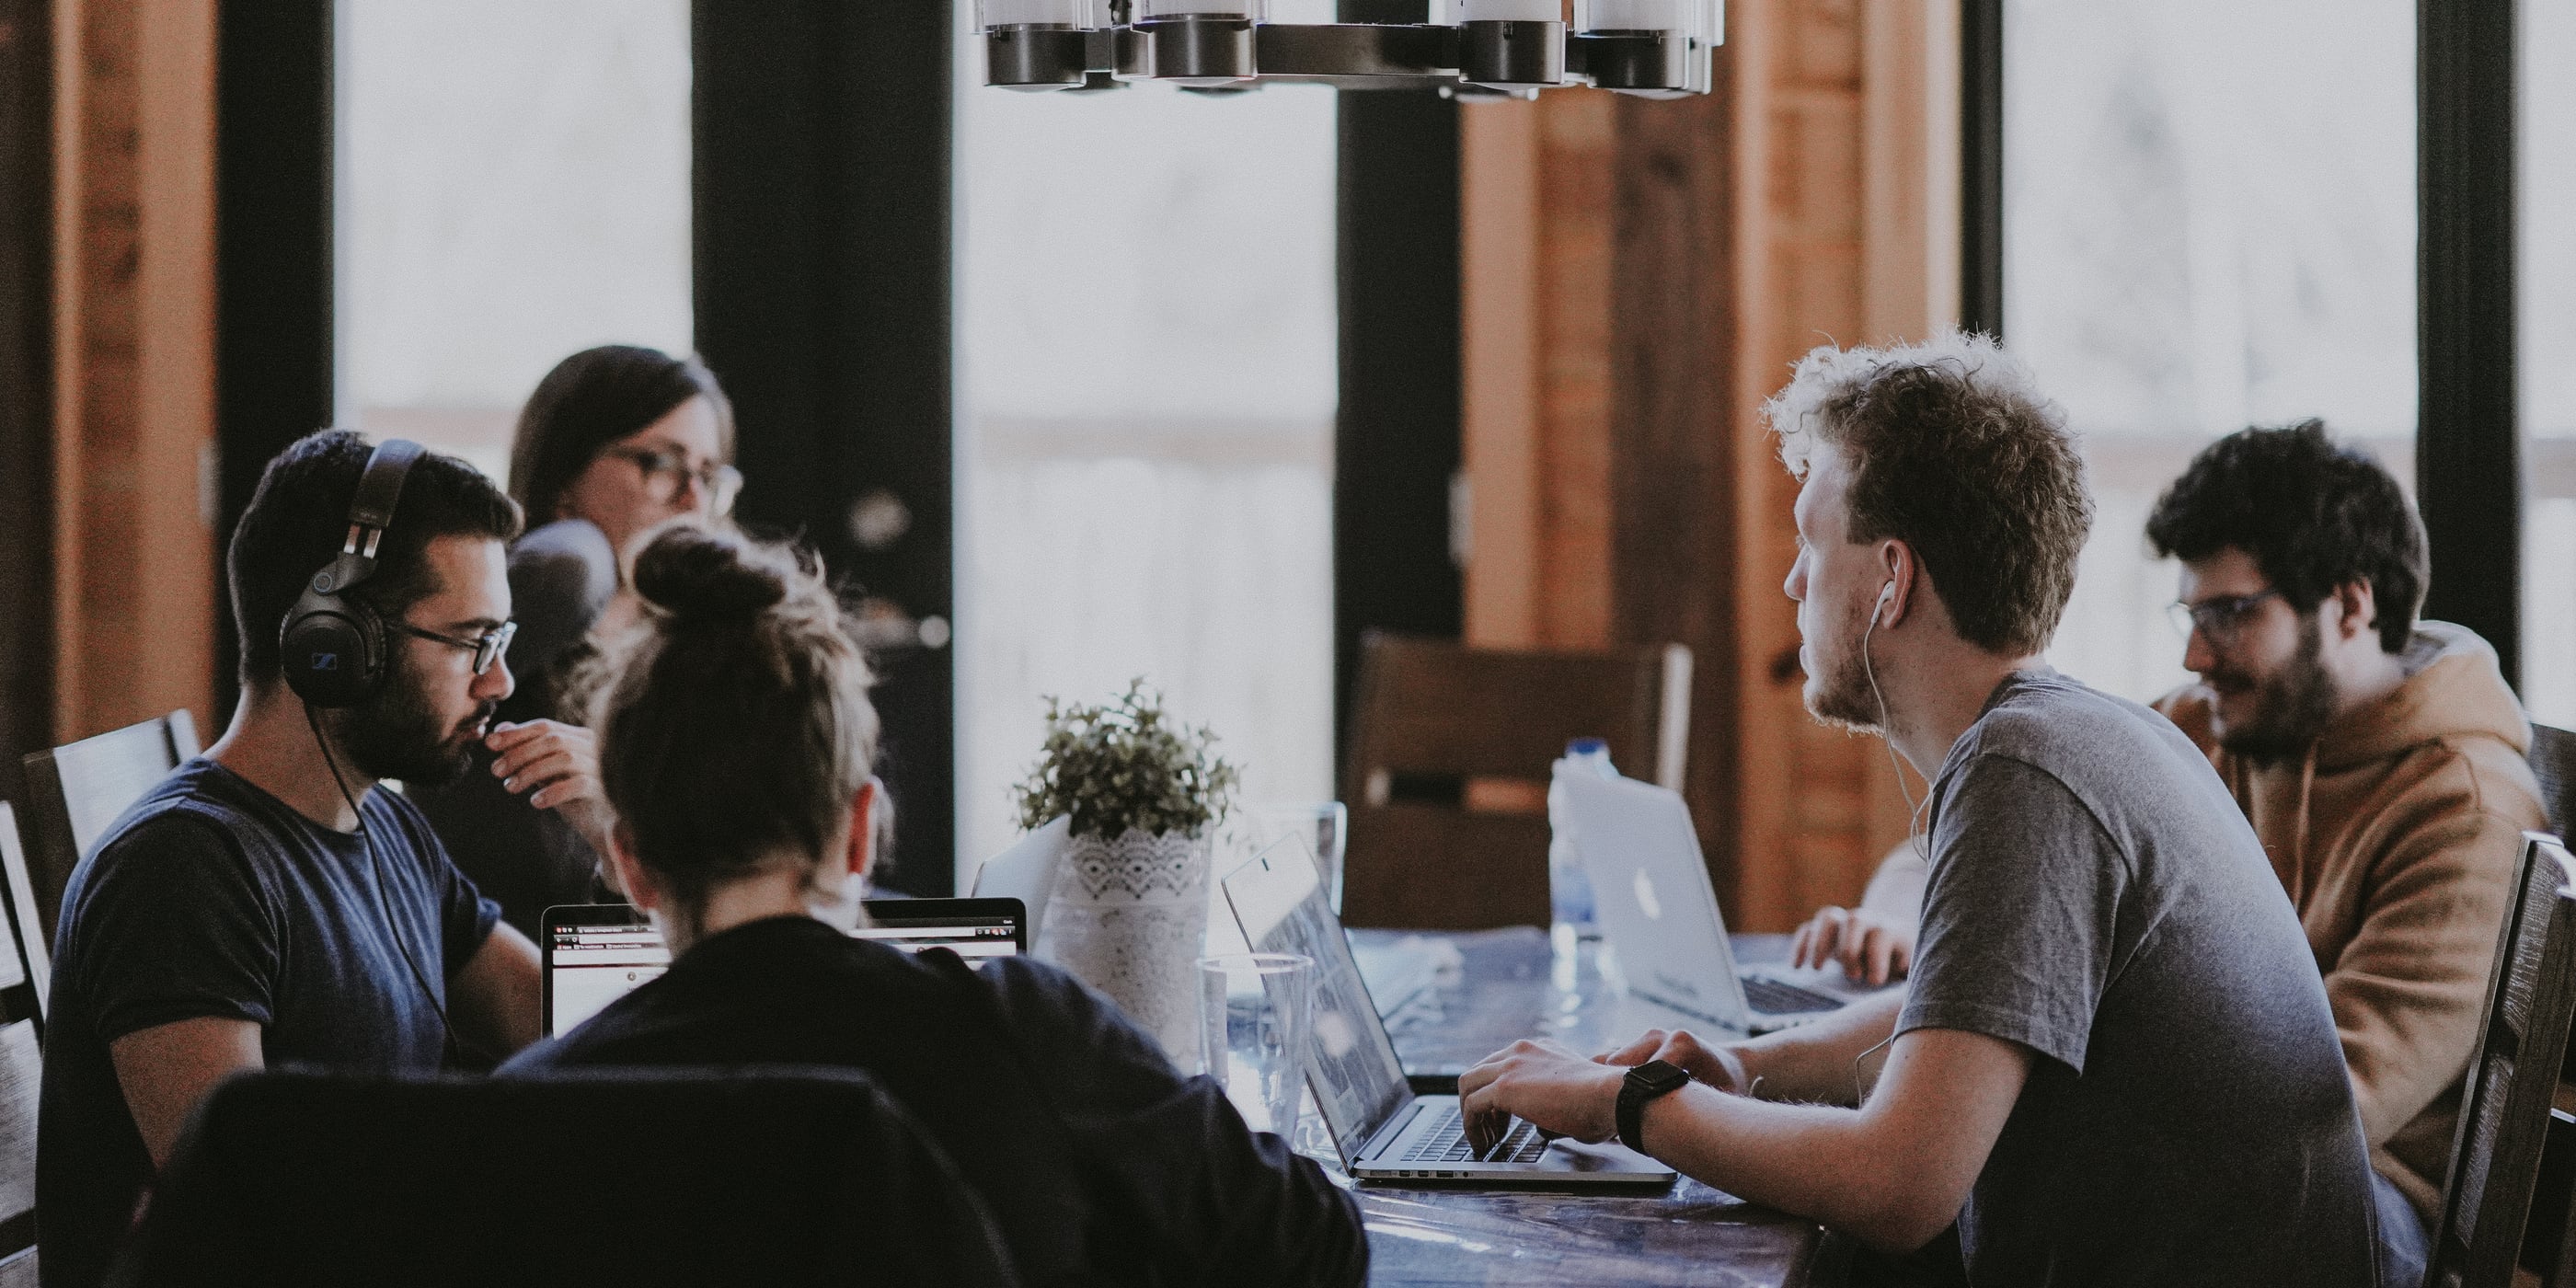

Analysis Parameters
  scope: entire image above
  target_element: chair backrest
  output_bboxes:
[0,830,39,1283]
[2530,723,2576,840]
[2427,833,2576,1288]
[1339,632,1692,930]
[0,806,47,1026]
[111,1067,1020,1288]
[16,709,199,946]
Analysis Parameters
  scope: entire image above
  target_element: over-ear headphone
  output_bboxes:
[282,439,425,708]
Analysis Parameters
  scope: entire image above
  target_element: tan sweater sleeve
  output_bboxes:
[2326,760,2530,1148]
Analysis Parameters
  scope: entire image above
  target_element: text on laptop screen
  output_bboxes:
[852,912,1019,960]
[1222,842,1412,1161]
[547,921,669,1037]
[545,904,1024,1038]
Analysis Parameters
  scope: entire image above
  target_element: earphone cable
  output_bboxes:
[1859,595,1934,861]
[305,705,478,1065]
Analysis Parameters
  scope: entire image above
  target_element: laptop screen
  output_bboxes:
[1221,839,1411,1161]
[541,899,1028,1039]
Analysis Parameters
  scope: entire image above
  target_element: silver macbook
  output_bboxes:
[1558,767,1848,1034]
[1222,838,1674,1186]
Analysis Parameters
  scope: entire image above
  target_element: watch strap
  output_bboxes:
[1616,1059,1691,1155]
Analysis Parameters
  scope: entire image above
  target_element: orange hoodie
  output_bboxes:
[2156,621,2547,1222]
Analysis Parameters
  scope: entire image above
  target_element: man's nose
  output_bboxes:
[477,657,517,705]
[2181,626,2216,675]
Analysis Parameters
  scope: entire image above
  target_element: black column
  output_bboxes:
[1961,0,2004,339]
[0,0,52,788]
[1333,2,1463,766]
[214,1,338,715]
[2417,0,2518,687]
[695,3,956,895]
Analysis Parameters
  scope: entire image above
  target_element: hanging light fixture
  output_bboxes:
[972,0,1722,96]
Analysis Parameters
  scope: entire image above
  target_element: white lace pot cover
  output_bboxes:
[1037,827,1211,1065]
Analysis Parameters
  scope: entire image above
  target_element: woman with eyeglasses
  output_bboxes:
[413,344,744,939]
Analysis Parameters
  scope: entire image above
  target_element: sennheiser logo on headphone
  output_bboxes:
[311,652,339,672]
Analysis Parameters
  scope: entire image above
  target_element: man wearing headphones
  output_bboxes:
[39,431,554,1288]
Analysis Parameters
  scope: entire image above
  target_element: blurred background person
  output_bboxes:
[413,344,741,937]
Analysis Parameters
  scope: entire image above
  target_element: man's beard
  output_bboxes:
[2210,615,2340,767]
[1803,621,1886,733]
[330,654,493,787]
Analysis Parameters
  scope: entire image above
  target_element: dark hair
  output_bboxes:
[2145,420,2425,653]
[589,526,879,927]
[1767,333,2093,655]
[229,431,523,684]
[507,345,735,524]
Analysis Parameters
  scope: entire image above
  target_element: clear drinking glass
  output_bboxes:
[1199,952,1316,1137]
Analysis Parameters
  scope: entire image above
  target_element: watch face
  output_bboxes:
[1632,1058,1691,1093]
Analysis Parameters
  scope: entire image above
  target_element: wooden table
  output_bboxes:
[1340,927,1872,1287]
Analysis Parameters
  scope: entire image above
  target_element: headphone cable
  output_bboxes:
[305,705,481,1065]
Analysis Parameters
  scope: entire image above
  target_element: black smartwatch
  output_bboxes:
[1616,1059,1692,1155]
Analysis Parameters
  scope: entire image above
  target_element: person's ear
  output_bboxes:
[1874,541,1915,627]
[2329,581,2377,644]
[602,822,661,914]
[845,777,880,882]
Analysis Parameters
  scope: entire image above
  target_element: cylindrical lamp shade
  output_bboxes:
[1459,0,1564,19]
[977,0,1093,28]
[1575,0,1692,33]
[1135,0,1267,17]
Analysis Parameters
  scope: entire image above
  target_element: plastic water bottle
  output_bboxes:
[1547,738,1616,940]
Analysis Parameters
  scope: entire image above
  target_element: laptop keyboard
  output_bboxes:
[1398,1106,1551,1165]
[1742,974,1844,1015]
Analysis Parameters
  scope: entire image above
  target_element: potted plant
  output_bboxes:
[1014,680,1239,1062]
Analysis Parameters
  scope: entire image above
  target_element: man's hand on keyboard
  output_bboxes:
[1597,1029,1752,1097]
[1457,1038,1625,1156]
[1788,905,1916,986]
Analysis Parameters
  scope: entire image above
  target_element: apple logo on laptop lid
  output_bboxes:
[1633,868,1663,920]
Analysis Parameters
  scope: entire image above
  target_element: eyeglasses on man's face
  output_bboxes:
[2167,589,2284,645]
[604,446,742,516]
[393,618,518,675]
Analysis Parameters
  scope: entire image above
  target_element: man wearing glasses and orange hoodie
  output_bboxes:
[1792,420,2547,1283]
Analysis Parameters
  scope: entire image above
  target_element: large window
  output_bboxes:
[952,60,1340,880]
[2007,0,2418,704]
[338,1,693,483]
[2523,3,2576,726]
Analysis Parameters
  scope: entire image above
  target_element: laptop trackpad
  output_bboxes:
[1540,1138,1673,1178]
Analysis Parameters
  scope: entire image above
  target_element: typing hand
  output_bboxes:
[1598,1029,1751,1096]
[1788,905,1915,986]
[485,720,611,851]
[1457,1038,1625,1156]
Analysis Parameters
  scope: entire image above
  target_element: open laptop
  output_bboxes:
[540,898,1028,1039]
[1222,838,1674,1186]
[1558,767,1848,1034]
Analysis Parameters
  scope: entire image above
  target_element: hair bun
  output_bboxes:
[632,524,791,624]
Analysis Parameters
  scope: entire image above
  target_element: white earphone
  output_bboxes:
[1874,580,1896,623]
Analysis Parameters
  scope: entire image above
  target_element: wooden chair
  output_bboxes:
[0,805,41,1029]
[2530,723,2576,840]
[16,709,200,947]
[2424,833,2576,1288]
[1338,632,1691,931]
[0,808,42,1284]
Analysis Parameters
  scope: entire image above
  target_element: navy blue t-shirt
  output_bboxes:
[36,758,500,1288]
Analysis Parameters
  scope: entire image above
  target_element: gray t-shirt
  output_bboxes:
[1900,670,2378,1287]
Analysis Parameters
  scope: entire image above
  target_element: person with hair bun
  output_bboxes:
[414,344,742,937]
[498,525,1366,1287]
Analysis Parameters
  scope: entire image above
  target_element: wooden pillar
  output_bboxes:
[1458,0,1959,929]
[50,0,219,745]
